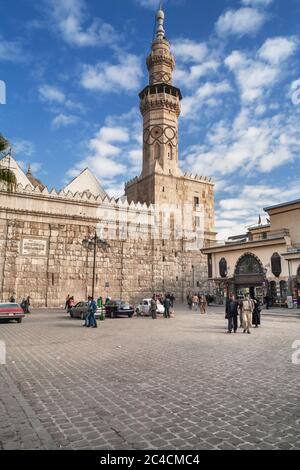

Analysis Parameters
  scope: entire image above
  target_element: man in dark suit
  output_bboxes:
[225,293,239,334]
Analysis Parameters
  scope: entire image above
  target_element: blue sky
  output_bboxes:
[0,0,300,239]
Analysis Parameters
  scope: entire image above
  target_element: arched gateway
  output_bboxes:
[234,253,265,300]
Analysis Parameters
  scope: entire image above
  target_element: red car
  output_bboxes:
[0,303,25,323]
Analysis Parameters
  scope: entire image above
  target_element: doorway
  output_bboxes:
[236,285,263,302]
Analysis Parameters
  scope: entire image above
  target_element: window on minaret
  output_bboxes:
[167,144,173,160]
[154,143,160,160]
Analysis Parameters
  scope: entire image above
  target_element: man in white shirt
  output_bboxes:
[241,294,254,334]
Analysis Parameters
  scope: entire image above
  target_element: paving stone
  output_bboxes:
[0,306,300,450]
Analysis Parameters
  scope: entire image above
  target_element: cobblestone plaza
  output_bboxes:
[0,307,300,450]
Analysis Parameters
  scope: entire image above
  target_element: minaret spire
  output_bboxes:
[156,1,165,40]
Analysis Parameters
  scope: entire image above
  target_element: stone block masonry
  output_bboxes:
[0,184,210,307]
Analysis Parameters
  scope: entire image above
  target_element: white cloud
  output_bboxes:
[81,54,143,93]
[39,85,66,104]
[68,108,142,188]
[216,180,300,240]
[18,160,42,174]
[225,37,298,104]
[0,36,24,62]
[171,38,221,90]
[241,0,273,6]
[13,140,36,157]
[172,39,208,63]
[216,8,266,37]
[258,37,298,65]
[181,81,232,118]
[49,0,120,47]
[174,60,220,88]
[225,52,278,102]
[52,113,78,128]
[183,106,300,178]
[134,0,167,9]
[39,84,84,119]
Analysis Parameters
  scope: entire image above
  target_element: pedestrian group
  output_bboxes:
[150,293,176,319]
[225,292,261,334]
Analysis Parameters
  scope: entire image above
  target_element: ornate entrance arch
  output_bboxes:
[234,253,265,293]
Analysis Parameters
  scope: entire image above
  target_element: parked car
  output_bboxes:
[0,303,25,323]
[135,298,165,316]
[105,300,134,318]
[69,301,104,320]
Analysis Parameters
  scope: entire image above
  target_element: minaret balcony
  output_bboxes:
[139,84,182,101]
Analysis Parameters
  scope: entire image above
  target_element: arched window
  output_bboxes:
[167,144,173,160]
[235,253,264,276]
[271,252,282,277]
[219,258,227,278]
[154,143,160,160]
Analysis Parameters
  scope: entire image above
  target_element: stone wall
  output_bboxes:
[0,185,209,307]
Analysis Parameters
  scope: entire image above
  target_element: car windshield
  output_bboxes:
[0,303,19,308]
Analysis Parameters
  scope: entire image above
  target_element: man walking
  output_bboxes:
[164,296,171,318]
[192,294,199,311]
[150,295,157,320]
[241,294,254,334]
[187,292,192,310]
[225,293,239,333]
[84,296,98,328]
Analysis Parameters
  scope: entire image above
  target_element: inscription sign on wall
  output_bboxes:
[22,238,48,257]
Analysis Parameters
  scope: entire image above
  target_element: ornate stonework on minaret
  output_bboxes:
[125,5,216,246]
[140,6,181,178]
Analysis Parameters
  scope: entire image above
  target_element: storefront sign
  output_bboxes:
[21,238,48,257]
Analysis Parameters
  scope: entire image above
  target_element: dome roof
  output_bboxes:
[26,166,46,191]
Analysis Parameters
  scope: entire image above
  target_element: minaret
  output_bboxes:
[139,3,182,178]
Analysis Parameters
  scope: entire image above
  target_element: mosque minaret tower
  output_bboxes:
[125,3,215,242]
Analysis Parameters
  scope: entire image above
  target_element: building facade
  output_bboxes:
[0,6,215,307]
[203,200,300,308]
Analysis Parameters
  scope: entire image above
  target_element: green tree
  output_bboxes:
[0,133,17,189]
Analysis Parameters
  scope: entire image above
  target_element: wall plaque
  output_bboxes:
[21,238,48,257]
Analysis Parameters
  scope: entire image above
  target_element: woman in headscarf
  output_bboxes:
[252,297,261,328]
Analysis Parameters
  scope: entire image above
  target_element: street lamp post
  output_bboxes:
[82,234,109,299]
[192,265,195,291]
